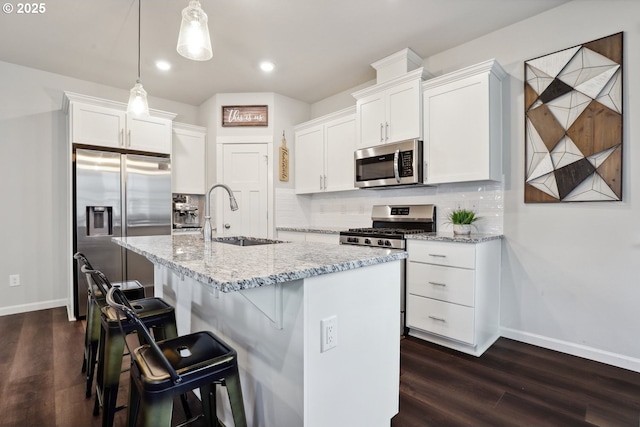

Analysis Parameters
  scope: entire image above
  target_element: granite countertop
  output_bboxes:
[406,232,503,243]
[113,234,406,293]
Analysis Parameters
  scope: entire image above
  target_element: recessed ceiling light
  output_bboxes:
[155,60,171,71]
[260,61,275,72]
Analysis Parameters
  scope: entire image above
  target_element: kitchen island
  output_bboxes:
[113,234,405,427]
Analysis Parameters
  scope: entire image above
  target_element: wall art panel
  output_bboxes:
[524,32,623,202]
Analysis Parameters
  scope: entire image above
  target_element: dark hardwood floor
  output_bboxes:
[392,336,640,427]
[2,307,640,426]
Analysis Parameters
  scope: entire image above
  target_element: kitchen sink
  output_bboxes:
[212,236,286,246]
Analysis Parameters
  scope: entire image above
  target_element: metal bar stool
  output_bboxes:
[106,286,248,427]
[82,266,179,427]
[74,252,146,398]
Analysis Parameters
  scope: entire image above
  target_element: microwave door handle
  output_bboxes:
[393,149,401,183]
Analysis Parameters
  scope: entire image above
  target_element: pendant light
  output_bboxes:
[127,0,149,116]
[176,0,213,61]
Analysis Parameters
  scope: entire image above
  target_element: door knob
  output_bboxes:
[224,223,231,229]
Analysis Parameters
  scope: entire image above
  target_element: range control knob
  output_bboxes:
[384,240,392,247]
[348,237,358,243]
[378,239,384,246]
[364,238,371,245]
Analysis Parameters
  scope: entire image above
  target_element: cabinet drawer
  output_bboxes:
[408,240,475,269]
[406,295,474,344]
[407,262,475,306]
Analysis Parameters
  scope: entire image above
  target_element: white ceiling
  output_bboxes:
[0,0,570,106]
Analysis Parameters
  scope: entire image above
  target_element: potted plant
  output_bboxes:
[447,208,479,235]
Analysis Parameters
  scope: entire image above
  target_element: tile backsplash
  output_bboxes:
[276,181,504,235]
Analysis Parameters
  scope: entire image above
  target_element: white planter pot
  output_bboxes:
[453,224,472,235]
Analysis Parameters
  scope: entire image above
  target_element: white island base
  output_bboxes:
[153,260,401,427]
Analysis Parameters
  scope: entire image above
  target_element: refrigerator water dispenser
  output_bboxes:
[87,206,113,236]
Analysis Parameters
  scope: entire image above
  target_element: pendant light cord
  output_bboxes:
[137,0,141,82]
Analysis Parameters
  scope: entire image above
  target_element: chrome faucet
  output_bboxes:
[203,183,239,241]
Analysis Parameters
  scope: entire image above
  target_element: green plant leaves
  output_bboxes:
[448,209,479,225]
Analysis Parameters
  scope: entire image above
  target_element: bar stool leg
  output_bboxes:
[126,375,141,427]
[225,367,248,427]
[140,394,173,427]
[85,295,102,397]
[82,293,93,373]
[200,382,218,426]
[151,313,178,341]
[97,325,126,427]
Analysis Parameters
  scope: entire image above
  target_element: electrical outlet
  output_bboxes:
[9,274,20,287]
[321,315,338,352]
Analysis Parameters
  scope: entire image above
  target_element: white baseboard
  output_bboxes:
[500,327,640,373]
[0,299,68,318]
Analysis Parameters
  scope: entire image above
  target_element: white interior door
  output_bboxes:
[220,143,269,237]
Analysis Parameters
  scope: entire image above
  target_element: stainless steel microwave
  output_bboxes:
[354,139,423,188]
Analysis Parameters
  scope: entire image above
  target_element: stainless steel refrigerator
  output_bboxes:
[73,148,171,318]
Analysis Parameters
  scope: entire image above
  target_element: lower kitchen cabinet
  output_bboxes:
[406,238,501,356]
[277,230,339,244]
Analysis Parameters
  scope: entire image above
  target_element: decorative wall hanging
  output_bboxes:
[279,131,289,182]
[524,32,622,202]
[222,105,268,127]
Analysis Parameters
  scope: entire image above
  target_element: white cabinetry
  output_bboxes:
[277,230,339,244]
[294,107,356,194]
[422,59,505,184]
[353,68,424,148]
[172,123,206,194]
[406,238,501,356]
[64,92,175,154]
[278,230,340,245]
[277,230,307,242]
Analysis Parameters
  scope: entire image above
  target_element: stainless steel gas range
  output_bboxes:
[339,204,436,334]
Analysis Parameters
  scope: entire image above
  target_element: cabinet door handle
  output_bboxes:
[428,281,446,287]
[428,315,446,322]
[127,130,131,147]
[324,175,327,189]
[319,175,323,189]
[380,123,384,142]
[428,254,446,258]
[385,122,389,141]
[119,129,124,147]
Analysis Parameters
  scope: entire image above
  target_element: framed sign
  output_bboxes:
[222,105,268,127]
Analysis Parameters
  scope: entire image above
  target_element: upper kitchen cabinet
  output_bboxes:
[353,74,423,148]
[352,49,432,149]
[172,123,206,194]
[294,107,356,194]
[422,59,506,185]
[126,114,173,154]
[63,92,176,154]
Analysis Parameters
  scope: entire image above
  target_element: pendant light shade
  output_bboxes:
[127,80,149,116]
[176,0,213,61]
[127,0,150,116]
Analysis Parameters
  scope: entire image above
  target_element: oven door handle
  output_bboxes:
[393,149,401,183]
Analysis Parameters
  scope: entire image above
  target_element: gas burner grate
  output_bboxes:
[346,227,430,237]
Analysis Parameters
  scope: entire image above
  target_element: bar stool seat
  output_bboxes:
[82,266,178,427]
[105,287,247,427]
[74,252,146,398]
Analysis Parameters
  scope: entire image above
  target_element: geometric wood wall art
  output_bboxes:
[524,32,623,202]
